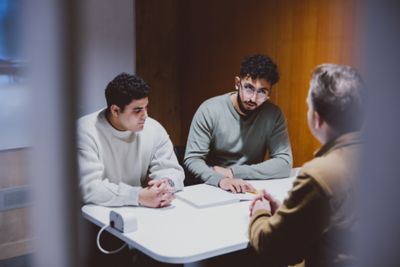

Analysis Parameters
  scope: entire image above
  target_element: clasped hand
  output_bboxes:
[249,189,280,216]
[139,178,175,208]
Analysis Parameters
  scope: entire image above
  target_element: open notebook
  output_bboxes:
[175,184,255,208]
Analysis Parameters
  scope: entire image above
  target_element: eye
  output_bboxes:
[257,89,267,95]
[244,85,254,91]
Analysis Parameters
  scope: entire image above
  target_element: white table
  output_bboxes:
[82,168,299,265]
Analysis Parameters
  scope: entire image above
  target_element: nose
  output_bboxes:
[250,92,257,102]
[142,108,148,119]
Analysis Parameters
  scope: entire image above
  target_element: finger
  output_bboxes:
[157,182,167,192]
[159,184,175,196]
[262,189,274,200]
[229,184,237,193]
[238,183,246,193]
[262,189,273,200]
[164,184,175,193]
[232,183,241,193]
[249,206,254,217]
[162,191,176,201]
[245,183,257,193]
[249,198,257,211]
[250,200,262,216]
[159,200,167,208]
[148,179,162,187]
[160,196,174,207]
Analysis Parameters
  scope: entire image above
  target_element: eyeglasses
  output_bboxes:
[240,83,270,101]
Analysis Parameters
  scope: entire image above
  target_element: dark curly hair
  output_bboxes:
[310,64,366,134]
[239,54,280,85]
[105,73,150,112]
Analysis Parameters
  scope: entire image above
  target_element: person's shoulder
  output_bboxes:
[297,157,335,197]
[77,109,104,129]
[259,100,283,114]
[299,150,356,197]
[144,117,162,128]
[300,157,334,178]
[200,93,230,108]
[143,117,168,134]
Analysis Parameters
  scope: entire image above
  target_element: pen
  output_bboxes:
[247,190,259,195]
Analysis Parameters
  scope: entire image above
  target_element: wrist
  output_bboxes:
[218,177,230,188]
[164,178,175,188]
[138,188,143,206]
[138,188,146,206]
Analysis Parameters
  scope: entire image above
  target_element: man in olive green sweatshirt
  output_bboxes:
[249,64,365,267]
[184,55,293,193]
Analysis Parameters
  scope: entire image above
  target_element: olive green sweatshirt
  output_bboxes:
[184,92,292,186]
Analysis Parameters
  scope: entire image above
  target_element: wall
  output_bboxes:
[78,0,135,116]
[0,0,136,262]
[0,148,32,260]
[136,0,182,144]
[137,0,361,167]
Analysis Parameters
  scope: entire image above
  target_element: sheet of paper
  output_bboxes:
[176,184,250,208]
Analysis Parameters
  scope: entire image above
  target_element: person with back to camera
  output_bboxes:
[249,64,366,267]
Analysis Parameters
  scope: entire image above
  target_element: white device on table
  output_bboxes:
[96,210,138,254]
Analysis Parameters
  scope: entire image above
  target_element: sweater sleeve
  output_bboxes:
[184,104,224,186]
[231,108,292,179]
[248,174,330,266]
[77,127,140,207]
[147,125,185,191]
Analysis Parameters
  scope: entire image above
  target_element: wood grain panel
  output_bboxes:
[136,0,182,145]
[136,0,361,166]
[0,208,33,260]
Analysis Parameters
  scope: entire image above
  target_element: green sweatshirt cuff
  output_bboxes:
[204,173,224,187]
[231,165,249,179]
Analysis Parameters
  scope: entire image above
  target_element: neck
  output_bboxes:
[105,110,124,131]
[318,125,341,145]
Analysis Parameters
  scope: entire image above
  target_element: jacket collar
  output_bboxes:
[315,131,363,157]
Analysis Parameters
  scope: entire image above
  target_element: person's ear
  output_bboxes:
[313,111,324,129]
[234,76,240,90]
[110,104,120,117]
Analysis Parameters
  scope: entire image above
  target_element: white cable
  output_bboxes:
[96,224,127,254]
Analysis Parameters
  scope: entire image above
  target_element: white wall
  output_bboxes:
[78,0,135,116]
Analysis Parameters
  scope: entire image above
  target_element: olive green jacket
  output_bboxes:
[249,132,362,267]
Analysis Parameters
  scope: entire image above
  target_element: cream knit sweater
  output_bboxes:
[77,109,184,206]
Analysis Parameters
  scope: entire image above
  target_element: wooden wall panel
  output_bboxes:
[271,0,361,165]
[136,0,361,166]
[136,0,182,145]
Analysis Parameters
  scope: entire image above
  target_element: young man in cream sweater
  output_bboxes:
[77,73,184,208]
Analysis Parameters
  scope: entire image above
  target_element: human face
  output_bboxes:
[236,76,271,111]
[111,97,149,132]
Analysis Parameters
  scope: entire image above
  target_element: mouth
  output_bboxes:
[244,102,257,109]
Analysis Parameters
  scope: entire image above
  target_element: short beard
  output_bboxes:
[237,92,255,116]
